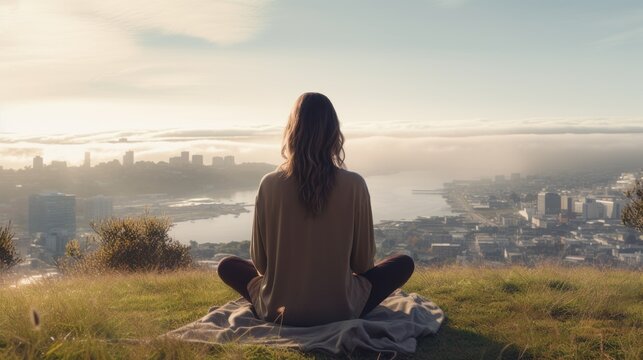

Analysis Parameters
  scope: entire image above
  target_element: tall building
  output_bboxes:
[212,156,224,168]
[223,155,235,167]
[123,151,134,166]
[28,193,76,255]
[181,151,190,165]
[84,195,113,223]
[560,194,574,215]
[596,199,627,219]
[33,156,44,170]
[494,175,506,183]
[84,152,91,168]
[582,199,603,220]
[537,192,561,215]
[510,173,521,182]
[192,154,204,166]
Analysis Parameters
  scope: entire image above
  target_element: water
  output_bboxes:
[170,171,451,244]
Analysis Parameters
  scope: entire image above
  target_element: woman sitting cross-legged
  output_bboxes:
[217,92,414,327]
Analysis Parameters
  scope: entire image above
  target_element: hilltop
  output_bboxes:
[0,266,640,359]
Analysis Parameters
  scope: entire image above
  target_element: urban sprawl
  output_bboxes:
[2,150,642,279]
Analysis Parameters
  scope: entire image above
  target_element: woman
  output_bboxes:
[217,92,414,326]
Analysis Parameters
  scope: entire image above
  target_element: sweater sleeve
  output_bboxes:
[350,178,376,274]
[251,191,267,275]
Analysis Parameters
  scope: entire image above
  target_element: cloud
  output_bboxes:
[75,0,269,46]
[0,1,270,101]
[2,124,643,180]
[342,117,643,138]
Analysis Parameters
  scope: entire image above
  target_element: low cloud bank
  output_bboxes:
[2,126,642,179]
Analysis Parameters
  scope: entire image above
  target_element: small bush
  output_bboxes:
[0,222,22,272]
[75,214,192,272]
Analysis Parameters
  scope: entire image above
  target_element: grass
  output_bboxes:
[0,266,641,359]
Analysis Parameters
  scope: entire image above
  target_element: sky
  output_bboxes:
[1,0,643,176]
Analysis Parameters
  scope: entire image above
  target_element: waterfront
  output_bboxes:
[170,171,451,244]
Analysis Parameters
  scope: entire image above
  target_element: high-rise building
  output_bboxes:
[211,156,224,168]
[560,194,574,215]
[510,173,521,182]
[181,151,190,165]
[582,199,603,220]
[84,152,91,168]
[123,151,134,166]
[29,193,76,255]
[33,156,44,170]
[192,154,204,166]
[537,192,561,215]
[84,195,113,223]
[494,175,506,183]
[596,199,627,219]
[223,155,235,167]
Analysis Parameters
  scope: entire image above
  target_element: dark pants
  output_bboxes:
[217,254,415,318]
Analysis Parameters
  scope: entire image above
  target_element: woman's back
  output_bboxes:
[217,92,413,328]
[248,168,375,326]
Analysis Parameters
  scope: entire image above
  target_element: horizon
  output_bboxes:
[2,1,643,177]
[2,122,643,178]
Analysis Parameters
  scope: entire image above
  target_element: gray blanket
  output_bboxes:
[166,290,444,356]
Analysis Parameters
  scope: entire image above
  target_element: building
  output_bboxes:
[560,194,574,215]
[212,156,224,168]
[223,155,235,167]
[531,215,557,229]
[28,193,76,255]
[123,151,134,166]
[582,199,603,220]
[84,152,91,168]
[84,195,113,223]
[169,156,182,166]
[510,173,521,182]
[613,172,638,191]
[537,192,561,215]
[181,151,190,165]
[192,154,204,166]
[519,206,536,222]
[431,243,462,258]
[494,175,506,183]
[33,156,44,170]
[596,199,627,219]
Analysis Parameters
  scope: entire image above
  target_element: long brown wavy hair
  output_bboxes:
[280,92,345,216]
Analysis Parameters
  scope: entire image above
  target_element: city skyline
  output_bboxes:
[2,126,643,179]
[18,150,240,169]
[2,1,643,178]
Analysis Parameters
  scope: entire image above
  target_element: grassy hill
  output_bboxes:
[0,266,641,359]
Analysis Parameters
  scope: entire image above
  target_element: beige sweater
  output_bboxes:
[247,169,375,326]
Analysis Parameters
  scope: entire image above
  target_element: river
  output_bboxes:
[169,171,451,244]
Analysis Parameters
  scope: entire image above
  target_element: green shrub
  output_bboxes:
[74,214,192,272]
[0,222,22,272]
